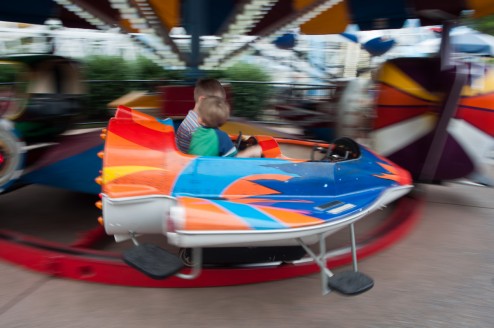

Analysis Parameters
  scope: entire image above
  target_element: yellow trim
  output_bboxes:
[107,91,160,109]
[462,70,494,96]
[378,63,440,102]
[103,166,163,184]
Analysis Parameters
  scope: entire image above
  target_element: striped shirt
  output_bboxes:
[176,110,199,153]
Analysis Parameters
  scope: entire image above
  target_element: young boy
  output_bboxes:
[176,78,226,153]
[188,96,261,158]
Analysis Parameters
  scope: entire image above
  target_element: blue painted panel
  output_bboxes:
[19,144,103,194]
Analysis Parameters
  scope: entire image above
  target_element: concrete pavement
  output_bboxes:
[0,182,493,328]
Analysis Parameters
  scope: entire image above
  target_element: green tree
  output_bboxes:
[0,63,19,83]
[223,62,272,120]
[466,14,494,35]
[80,56,271,120]
[81,56,184,119]
[82,55,133,119]
[130,56,184,80]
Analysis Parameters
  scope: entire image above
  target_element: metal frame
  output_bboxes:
[297,222,360,295]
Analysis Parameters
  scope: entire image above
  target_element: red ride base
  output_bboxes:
[0,195,423,288]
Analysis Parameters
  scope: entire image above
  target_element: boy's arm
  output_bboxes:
[236,145,262,158]
[176,126,191,153]
[216,130,237,157]
[217,130,262,158]
[176,111,199,153]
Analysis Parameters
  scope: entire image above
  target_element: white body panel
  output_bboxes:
[102,195,176,236]
[103,183,412,248]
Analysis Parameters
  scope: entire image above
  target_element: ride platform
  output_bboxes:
[0,184,423,288]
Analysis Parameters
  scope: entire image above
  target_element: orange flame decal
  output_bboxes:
[374,162,412,186]
[222,174,294,199]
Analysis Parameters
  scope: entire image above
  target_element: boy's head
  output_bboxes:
[194,78,226,102]
[197,96,230,128]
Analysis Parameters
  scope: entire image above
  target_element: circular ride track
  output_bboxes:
[0,183,423,288]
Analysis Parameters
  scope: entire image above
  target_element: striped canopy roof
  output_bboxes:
[1,0,493,69]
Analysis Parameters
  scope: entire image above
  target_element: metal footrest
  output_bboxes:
[123,244,184,280]
[327,271,374,296]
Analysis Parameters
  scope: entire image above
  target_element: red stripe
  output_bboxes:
[109,118,170,151]
[374,84,433,130]
[374,106,429,130]
[457,106,494,137]
[114,105,133,119]
[258,138,279,151]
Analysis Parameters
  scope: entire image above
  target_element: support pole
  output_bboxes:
[420,20,466,183]
[419,66,466,182]
[439,21,456,71]
[298,236,334,295]
[185,0,206,78]
[177,248,203,280]
[350,223,358,272]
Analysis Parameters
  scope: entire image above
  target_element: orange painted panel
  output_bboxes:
[104,184,162,198]
[149,0,180,29]
[222,180,280,198]
[179,197,251,231]
[257,206,323,228]
[299,2,349,35]
[377,84,436,106]
[460,94,494,110]
[105,132,166,168]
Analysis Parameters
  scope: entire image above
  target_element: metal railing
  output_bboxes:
[1,79,345,129]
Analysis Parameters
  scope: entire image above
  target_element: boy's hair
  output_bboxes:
[197,96,230,128]
[194,78,226,101]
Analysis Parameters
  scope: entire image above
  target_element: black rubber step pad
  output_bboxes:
[123,244,184,280]
[327,271,374,296]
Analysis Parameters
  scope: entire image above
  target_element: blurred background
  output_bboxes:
[1,1,494,148]
[0,0,492,136]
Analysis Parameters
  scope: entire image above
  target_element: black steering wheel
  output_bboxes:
[329,137,361,160]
